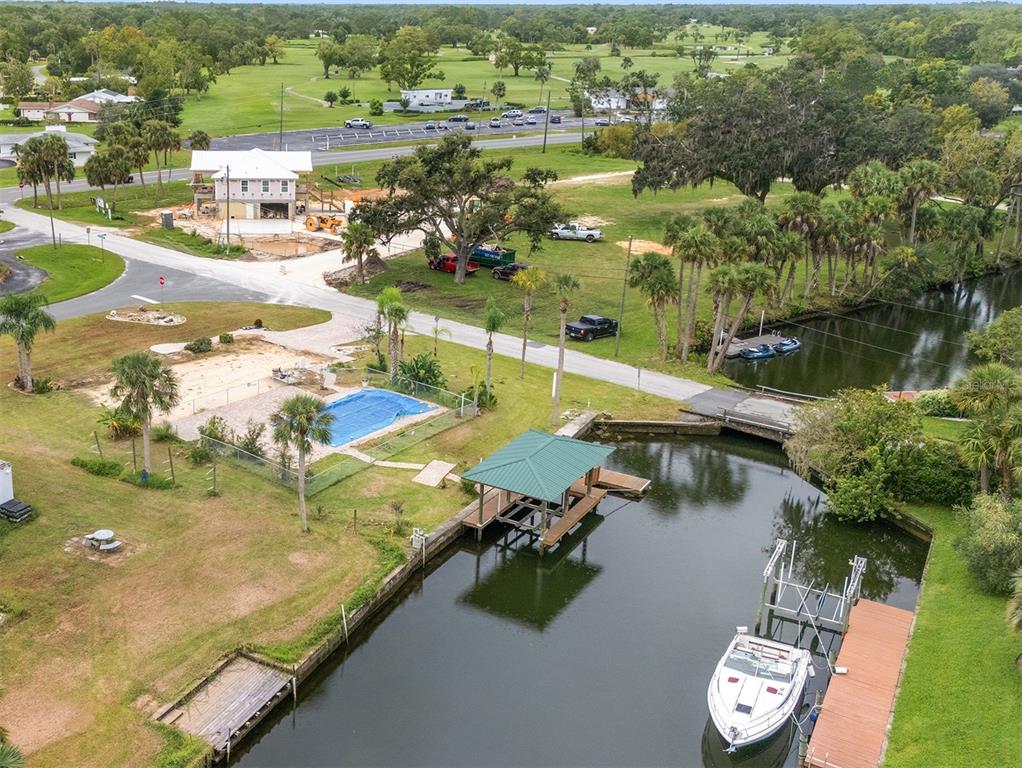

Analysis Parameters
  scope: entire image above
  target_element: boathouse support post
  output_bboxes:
[477,483,485,541]
[540,500,549,551]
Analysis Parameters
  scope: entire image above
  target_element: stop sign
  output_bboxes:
[159,276,166,286]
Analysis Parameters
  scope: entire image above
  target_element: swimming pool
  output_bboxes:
[322,388,436,447]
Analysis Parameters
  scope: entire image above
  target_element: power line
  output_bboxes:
[815,310,970,349]
[873,297,990,323]
[783,320,955,369]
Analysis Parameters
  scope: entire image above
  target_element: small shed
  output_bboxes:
[462,430,614,551]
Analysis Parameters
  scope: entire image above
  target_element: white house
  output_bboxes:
[589,89,668,113]
[0,125,97,168]
[190,149,313,220]
[399,88,452,107]
[17,90,139,124]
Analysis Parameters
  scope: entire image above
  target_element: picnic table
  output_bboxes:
[85,529,122,552]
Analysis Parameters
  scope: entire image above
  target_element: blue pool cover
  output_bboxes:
[323,388,436,446]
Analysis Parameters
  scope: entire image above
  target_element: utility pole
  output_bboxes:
[541,90,551,154]
[224,164,230,253]
[614,235,633,357]
[278,83,285,148]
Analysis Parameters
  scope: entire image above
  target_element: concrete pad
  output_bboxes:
[412,460,457,487]
[219,219,293,236]
[151,342,186,355]
[732,396,799,426]
[684,388,748,418]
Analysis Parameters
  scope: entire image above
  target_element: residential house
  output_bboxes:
[399,88,453,107]
[589,88,668,113]
[0,125,98,168]
[17,89,139,124]
[189,149,313,220]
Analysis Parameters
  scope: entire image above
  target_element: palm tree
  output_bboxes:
[0,292,56,392]
[1008,568,1022,633]
[0,742,24,768]
[483,296,506,402]
[125,135,151,196]
[535,64,551,103]
[110,352,180,474]
[959,422,996,493]
[376,287,409,381]
[711,262,773,373]
[951,363,1022,494]
[142,119,180,195]
[551,273,581,426]
[705,265,739,372]
[778,192,822,300]
[271,393,334,532]
[899,159,941,246]
[187,130,212,151]
[511,266,547,378]
[628,252,678,362]
[340,222,377,284]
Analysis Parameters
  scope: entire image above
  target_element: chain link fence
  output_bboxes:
[200,369,478,495]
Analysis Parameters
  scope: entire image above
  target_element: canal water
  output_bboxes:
[232,436,927,768]
[725,269,1022,397]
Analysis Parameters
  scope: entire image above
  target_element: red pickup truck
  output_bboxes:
[428,253,480,275]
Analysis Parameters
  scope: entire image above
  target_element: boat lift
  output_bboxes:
[755,539,868,638]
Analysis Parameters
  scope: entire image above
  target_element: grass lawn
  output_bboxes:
[136,226,246,259]
[885,504,1022,767]
[0,220,13,234]
[178,38,791,137]
[348,170,799,382]
[15,178,193,230]
[921,416,969,442]
[0,300,688,765]
[16,179,193,229]
[15,244,124,303]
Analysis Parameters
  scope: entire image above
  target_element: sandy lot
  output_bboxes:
[617,238,672,255]
[84,340,334,420]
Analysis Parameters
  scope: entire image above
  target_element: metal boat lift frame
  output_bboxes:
[755,539,868,637]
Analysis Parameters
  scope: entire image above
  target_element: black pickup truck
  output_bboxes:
[566,315,618,341]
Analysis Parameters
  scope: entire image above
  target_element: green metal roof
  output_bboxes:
[462,429,614,503]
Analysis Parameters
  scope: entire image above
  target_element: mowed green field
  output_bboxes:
[179,35,790,137]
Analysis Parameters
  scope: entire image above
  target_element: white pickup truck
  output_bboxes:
[344,118,373,129]
[549,222,603,243]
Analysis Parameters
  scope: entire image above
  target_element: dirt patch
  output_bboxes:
[575,214,613,228]
[394,280,431,293]
[553,170,634,187]
[324,253,388,289]
[63,536,139,565]
[107,308,186,326]
[453,297,486,310]
[617,239,672,256]
[0,656,92,754]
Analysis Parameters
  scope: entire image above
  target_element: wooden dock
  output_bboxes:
[804,599,915,768]
[542,488,608,548]
[462,490,523,531]
[725,333,786,359]
[592,468,651,495]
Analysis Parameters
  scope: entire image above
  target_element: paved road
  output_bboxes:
[0,225,48,295]
[213,111,584,155]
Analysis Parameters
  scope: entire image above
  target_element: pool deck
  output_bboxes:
[804,599,915,768]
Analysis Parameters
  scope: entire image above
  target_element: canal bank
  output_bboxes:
[228,434,929,768]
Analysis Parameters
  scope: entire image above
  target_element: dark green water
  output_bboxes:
[232,437,927,768]
[726,269,1022,396]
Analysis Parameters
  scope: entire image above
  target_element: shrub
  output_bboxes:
[184,337,212,354]
[460,476,478,496]
[188,444,213,466]
[462,382,496,408]
[914,390,959,417]
[71,456,124,477]
[31,377,54,394]
[151,421,178,442]
[827,452,895,522]
[893,439,974,506]
[368,98,384,116]
[198,414,230,442]
[253,318,263,328]
[98,406,140,439]
[218,332,235,344]
[397,352,447,390]
[957,494,1022,594]
[235,420,266,457]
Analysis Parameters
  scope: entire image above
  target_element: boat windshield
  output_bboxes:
[724,648,795,683]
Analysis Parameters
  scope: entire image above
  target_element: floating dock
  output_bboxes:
[804,599,915,768]
[724,333,787,359]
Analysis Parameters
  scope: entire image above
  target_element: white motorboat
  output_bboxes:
[706,628,812,752]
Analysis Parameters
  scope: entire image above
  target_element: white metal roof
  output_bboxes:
[191,149,313,179]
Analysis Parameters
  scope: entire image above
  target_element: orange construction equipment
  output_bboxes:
[305,214,346,235]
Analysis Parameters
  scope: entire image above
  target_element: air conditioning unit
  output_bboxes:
[0,461,13,506]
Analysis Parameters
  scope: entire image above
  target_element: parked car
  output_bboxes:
[502,109,523,119]
[549,222,603,242]
[428,253,480,275]
[424,121,437,130]
[593,117,610,127]
[567,315,619,342]
[512,117,525,126]
[488,117,502,128]
[464,121,477,130]
[549,114,562,124]
[525,115,538,125]
[448,114,470,123]
[344,118,373,129]
[527,106,548,114]
[491,262,529,280]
